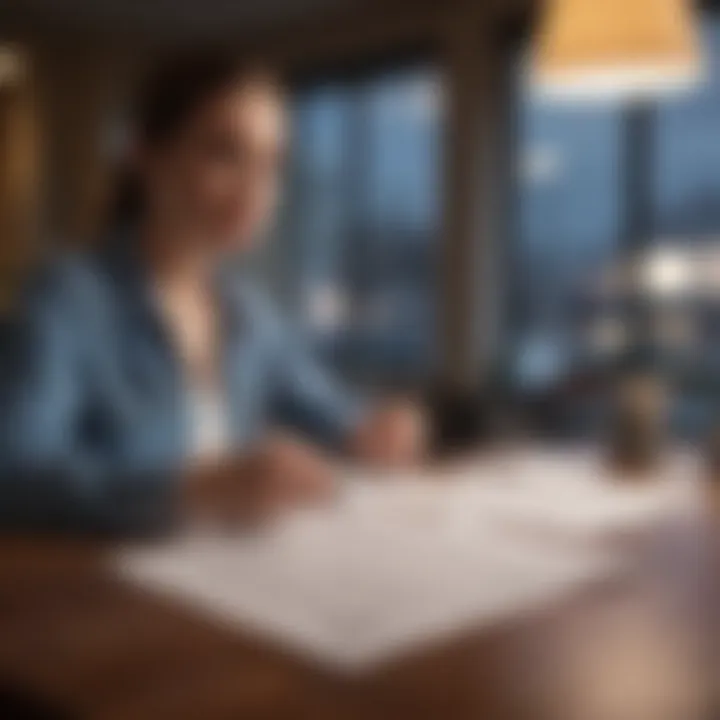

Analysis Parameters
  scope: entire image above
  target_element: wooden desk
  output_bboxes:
[0,510,716,719]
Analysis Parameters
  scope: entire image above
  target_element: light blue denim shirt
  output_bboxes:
[0,233,363,534]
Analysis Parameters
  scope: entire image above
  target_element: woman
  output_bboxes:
[0,53,425,534]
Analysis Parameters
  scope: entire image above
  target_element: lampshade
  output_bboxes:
[532,0,702,102]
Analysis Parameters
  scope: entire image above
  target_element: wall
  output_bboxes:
[0,51,40,307]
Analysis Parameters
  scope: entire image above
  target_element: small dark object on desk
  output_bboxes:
[428,387,520,455]
[607,372,669,479]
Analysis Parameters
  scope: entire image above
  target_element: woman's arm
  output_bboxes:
[0,263,182,535]
[258,293,427,465]
[0,264,338,533]
[347,400,428,467]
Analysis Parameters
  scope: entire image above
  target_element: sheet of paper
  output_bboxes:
[116,449,700,670]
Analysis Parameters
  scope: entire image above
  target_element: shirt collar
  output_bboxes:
[96,225,249,337]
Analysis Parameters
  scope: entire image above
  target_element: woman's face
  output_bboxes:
[143,80,287,254]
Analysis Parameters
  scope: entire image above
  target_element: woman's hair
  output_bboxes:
[108,51,280,228]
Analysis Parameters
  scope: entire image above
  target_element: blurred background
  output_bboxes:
[0,0,719,446]
[0,6,715,717]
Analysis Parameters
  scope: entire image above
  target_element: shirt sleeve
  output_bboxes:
[252,292,367,450]
[0,263,180,535]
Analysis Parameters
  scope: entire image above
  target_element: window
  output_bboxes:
[272,65,443,388]
[514,91,623,394]
[652,15,720,427]
[654,18,720,236]
[513,8,720,436]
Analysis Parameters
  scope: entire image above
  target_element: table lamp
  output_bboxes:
[532,0,702,102]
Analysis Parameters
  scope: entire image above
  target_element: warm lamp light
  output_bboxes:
[532,0,703,102]
[0,46,25,87]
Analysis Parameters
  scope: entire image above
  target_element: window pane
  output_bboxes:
[276,67,442,386]
[652,15,720,433]
[278,88,349,304]
[514,93,622,395]
[654,18,720,236]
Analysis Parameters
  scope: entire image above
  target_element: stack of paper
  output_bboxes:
[117,449,700,670]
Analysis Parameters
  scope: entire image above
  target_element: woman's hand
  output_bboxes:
[182,434,336,526]
[242,434,337,515]
[349,400,428,468]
